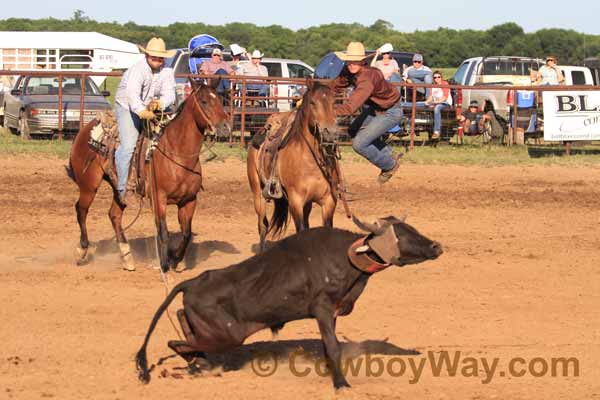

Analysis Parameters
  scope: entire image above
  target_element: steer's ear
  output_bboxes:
[379,214,407,225]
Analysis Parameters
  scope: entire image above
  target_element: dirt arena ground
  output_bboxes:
[1,154,599,399]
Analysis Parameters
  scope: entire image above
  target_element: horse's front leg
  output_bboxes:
[170,197,197,272]
[109,192,135,271]
[320,193,337,228]
[288,193,307,232]
[153,193,170,273]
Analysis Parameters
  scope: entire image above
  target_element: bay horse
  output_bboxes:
[247,80,340,251]
[67,79,229,272]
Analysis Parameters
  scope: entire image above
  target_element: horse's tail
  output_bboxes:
[135,280,190,384]
[267,197,289,238]
[64,158,76,183]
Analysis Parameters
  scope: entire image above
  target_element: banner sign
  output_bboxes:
[543,91,600,141]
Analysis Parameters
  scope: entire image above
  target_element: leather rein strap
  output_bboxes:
[347,236,392,274]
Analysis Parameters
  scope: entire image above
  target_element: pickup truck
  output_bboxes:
[450,56,596,138]
[450,56,543,134]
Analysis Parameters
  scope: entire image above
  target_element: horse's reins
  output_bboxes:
[145,85,217,176]
[298,118,353,218]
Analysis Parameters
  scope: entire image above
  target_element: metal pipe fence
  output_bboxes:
[1,69,599,154]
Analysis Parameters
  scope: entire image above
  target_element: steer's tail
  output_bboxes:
[135,280,189,384]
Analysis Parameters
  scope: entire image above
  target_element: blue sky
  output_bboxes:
[3,0,599,34]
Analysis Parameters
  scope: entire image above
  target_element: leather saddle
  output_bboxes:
[253,111,296,200]
[87,111,175,200]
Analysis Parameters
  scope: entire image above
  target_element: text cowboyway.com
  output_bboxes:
[250,350,579,384]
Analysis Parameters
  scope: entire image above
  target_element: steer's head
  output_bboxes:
[352,214,443,267]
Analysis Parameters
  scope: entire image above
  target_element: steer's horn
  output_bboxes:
[352,214,387,235]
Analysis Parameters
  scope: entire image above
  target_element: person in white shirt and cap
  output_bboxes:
[370,43,400,81]
[228,43,246,74]
[238,49,269,97]
[113,37,176,205]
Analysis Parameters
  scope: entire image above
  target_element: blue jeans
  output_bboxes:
[432,103,450,133]
[213,68,230,94]
[114,104,142,195]
[352,101,403,171]
[246,83,269,97]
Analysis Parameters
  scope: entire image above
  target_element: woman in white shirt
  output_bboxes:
[370,43,400,81]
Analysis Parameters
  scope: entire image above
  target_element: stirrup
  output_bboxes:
[262,178,283,200]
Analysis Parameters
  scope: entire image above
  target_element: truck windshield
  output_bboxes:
[482,60,540,75]
[24,77,100,95]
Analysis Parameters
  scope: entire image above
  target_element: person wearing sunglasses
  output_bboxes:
[370,43,400,82]
[114,37,176,205]
[402,53,432,101]
[425,70,452,140]
[536,55,565,85]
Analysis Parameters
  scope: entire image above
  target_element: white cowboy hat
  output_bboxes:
[335,42,368,62]
[138,37,176,58]
[251,49,264,59]
[379,43,393,53]
[230,43,246,56]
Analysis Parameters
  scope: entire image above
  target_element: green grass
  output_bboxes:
[3,126,600,167]
[99,76,120,106]
[0,127,72,158]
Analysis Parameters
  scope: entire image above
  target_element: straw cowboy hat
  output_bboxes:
[138,37,176,58]
[250,49,264,59]
[335,42,369,62]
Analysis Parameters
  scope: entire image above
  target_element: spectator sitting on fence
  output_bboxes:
[370,43,401,82]
[228,43,247,74]
[425,70,452,140]
[199,48,234,94]
[238,49,269,103]
[402,53,432,101]
[458,100,494,135]
[536,55,565,85]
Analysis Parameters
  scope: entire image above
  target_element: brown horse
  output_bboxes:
[247,80,339,251]
[67,79,229,272]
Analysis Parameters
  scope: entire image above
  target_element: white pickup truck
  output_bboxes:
[450,56,595,136]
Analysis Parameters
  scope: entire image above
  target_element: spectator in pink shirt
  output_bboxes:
[425,70,452,140]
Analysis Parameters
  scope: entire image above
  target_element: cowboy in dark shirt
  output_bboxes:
[334,42,402,184]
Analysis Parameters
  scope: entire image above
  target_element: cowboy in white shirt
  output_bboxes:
[114,37,176,205]
[238,50,269,98]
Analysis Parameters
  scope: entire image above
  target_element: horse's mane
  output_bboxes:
[290,81,327,137]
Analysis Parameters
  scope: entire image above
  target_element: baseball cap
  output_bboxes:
[412,53,423,62]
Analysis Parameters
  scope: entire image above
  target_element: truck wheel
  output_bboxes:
[18,110,31,141]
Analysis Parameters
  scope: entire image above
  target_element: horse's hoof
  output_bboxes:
[75,247,89,266]
[119,242,136,271]
[174,263,186,273]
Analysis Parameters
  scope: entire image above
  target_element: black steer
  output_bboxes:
[135,215,442,389]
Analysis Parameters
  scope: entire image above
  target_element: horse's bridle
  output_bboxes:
[188,84,216,133]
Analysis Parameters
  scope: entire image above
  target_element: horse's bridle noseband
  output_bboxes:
[188,85,216,133]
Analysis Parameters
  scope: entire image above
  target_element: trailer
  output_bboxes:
[0,31,142,86]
